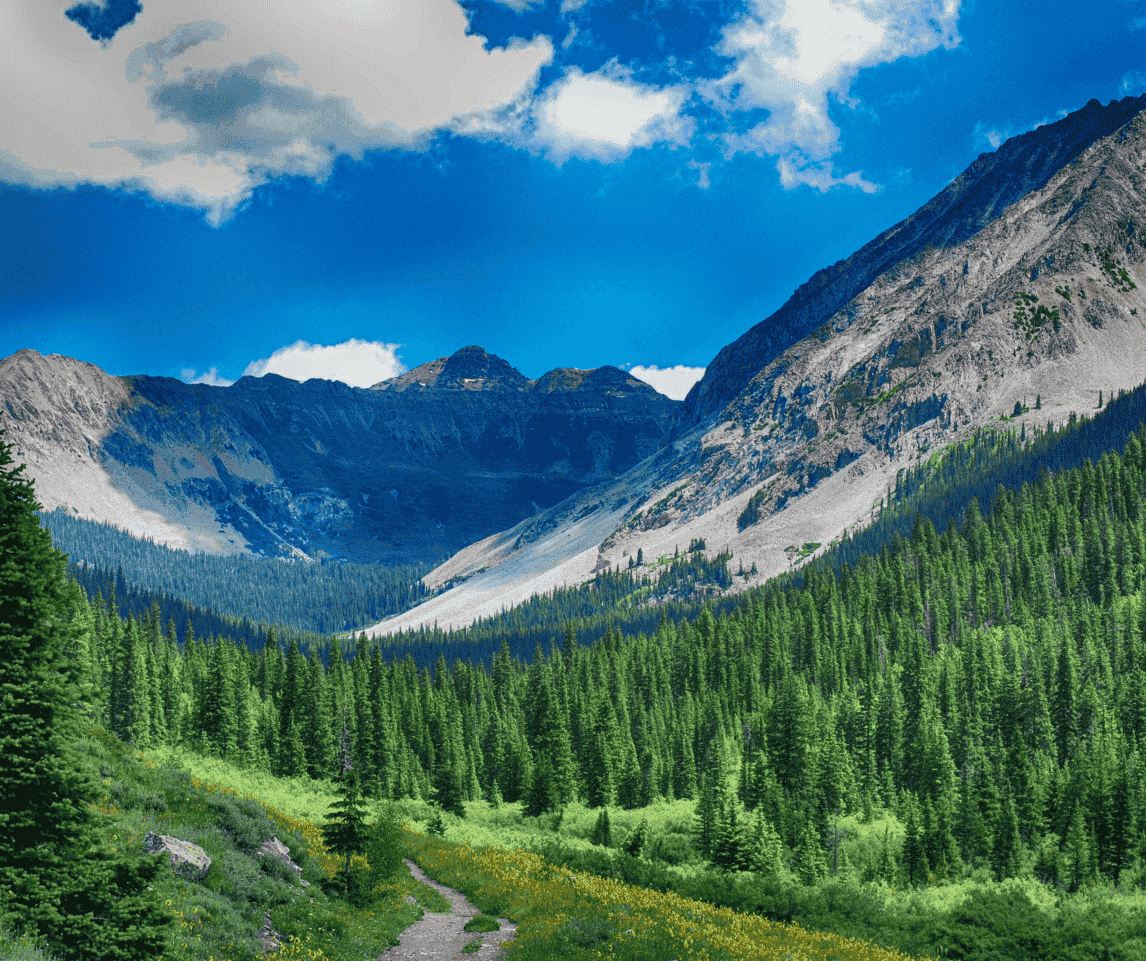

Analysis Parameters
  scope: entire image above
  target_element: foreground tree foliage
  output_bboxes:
[0,424,170,960]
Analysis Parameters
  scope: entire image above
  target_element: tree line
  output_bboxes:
[40,508,432,634]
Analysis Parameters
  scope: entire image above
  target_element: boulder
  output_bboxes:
[143,832,211,880]
[257,837,309,886]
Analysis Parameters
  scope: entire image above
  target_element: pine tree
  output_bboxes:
[523,670,575,815]
[0,423,171,959]
[322,722,371,903]
[901,793,930,885]
[794,820,827,885]
[991,788,1022,880]
[1062,805,1093,892]
[745,810,784,879]
[590,807,613,847]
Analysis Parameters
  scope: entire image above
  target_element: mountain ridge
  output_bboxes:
[679,93,1146,429]
[368,94,1146,635]
[0,345,677,564]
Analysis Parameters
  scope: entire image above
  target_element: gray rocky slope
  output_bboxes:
[0,345,676,564]
[371,95,1146,634]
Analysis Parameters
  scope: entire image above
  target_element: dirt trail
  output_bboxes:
[376,859,517,961]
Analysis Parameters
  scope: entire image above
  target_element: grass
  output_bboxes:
[75,735,928,961]
[403,832,918,961]
[50,733,1146,961]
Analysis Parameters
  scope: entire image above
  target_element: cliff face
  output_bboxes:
[0,346,677,563]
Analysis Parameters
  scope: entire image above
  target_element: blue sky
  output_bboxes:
[3,0,1146,400]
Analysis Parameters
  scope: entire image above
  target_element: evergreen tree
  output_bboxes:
[745,810,784,879]
[322,724,371,903]
[991,788,1022,880]
[590,807,613,847]
[794,820,827,885]
[623,816,650,857]
[1062,806,1093,891]
[901,793,930,885]
[523,670,575,815]
[0,424,171,959]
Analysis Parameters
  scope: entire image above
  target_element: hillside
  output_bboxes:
[378,94,1146,634]
[29,408,1146,961]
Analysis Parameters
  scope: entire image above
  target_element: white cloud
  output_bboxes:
[243,339,407,388]
[529,63,693,163]
[777,156,878,192]
[489,0,545,10]
[704,0,961,190]
[180,366,234,387]
[1122,69,1146,94]
[627,364,706,401]
[2,0,552,223]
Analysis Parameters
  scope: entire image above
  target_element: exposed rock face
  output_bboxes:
[680,94,1146,428]
[256,837,308,886]
[143,832,211,880]
[372,95,1146,633]
[0,346,676,564]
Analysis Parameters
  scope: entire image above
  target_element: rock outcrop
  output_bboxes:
[256,837,308,886]
[143,832,211,880]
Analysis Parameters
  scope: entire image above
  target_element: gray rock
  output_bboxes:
[143,832,211,880]
[257,836,309,886]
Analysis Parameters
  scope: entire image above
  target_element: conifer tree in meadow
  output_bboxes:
[323,718,371,904]
[0,423,170,959]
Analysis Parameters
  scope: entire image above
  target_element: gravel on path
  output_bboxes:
[376,859,517,961]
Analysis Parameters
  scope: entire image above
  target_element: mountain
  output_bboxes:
[375,94,1146,634]
[0,346,676,563]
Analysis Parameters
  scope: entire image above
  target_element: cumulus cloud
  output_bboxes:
[243,339,407,388]
[3,0,966,216]
[180,366,234,387]
[3,0,552,223]
[529,62,693,163]
[703,0,961,190]
[627,364,706,401]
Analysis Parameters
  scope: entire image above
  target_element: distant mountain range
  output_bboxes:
[7,95,1146,634]
[0,345,675,563]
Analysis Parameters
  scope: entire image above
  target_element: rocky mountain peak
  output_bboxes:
[373,346,531,392]
[679,93,1146,429]
[381,93,1146,634]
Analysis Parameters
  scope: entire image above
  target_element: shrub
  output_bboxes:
[463,915,500,933]
[208,796,275,854]
[563,916,612,949]
[107,780,168,814]
[367,805,406,888]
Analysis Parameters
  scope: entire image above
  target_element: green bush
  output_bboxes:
[107,780,168,814]
[463,914,500,933]
[367,805,406,887]
[208,796,275,854]
[173,885,264,961]
[562,916,612,949]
